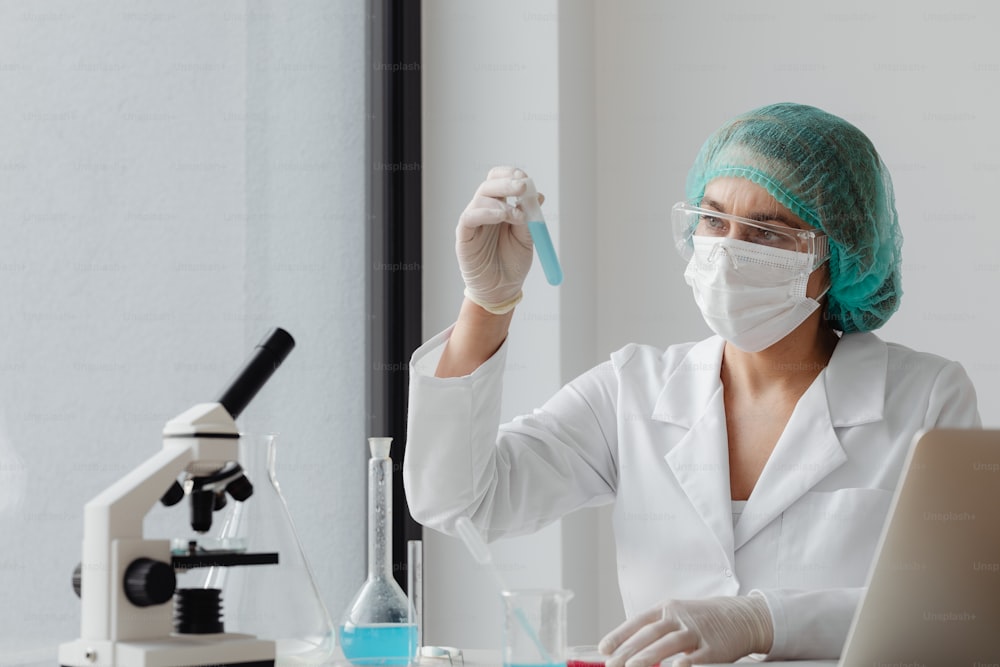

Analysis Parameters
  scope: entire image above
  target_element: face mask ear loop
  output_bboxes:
[810,263,832,303]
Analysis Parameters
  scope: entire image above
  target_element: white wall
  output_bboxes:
[421,0,1000,651]
[0,1,366,660]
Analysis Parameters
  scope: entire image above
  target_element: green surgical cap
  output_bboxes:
[686,102,902,333]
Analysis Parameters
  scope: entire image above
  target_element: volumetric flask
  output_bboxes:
[203,434,336,665]
[340,437,416,666]
[502,589,573,667]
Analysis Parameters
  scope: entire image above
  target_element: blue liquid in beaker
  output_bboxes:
[339,623,417,666]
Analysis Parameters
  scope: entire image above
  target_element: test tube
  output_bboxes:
[518,178,563,286]
[407,539,423,651]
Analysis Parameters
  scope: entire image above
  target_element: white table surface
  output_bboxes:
[455,648,836,667]
[0,641,836,667]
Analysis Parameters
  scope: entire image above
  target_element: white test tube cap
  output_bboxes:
[368,436,393,459]
[518,179,544,222]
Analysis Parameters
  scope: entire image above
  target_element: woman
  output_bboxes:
[402,103,980,665]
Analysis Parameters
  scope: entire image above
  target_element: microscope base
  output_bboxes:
[59,633,275,667]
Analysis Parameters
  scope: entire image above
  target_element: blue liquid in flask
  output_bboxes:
[339,623,417,666]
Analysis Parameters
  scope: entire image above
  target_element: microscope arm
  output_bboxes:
[85,443,194,546]
[80,443,194,640]
[81,402,239,641]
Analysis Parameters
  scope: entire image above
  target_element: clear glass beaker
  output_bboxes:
[502,589,573,667]
[339,437,416,666]
[203,434,336,665]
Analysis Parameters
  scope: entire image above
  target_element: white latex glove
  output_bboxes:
[598,596,774,667]
[456,166,544,314]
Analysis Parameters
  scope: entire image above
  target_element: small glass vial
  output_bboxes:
[339,437,416,666]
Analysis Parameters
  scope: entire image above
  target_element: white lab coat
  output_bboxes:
[403,328,980,660]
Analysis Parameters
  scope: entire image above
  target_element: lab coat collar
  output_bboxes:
[651,332,887,430]
[654,333,889,554]
[823,331,887,427]
[651,336,726,428]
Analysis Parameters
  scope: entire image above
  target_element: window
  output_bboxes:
[0,2,372,656]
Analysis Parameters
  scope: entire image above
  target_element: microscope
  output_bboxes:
[59,328,295,667]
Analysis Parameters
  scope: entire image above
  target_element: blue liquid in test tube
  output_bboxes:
[517,177,563,287]
[528,221,563,286]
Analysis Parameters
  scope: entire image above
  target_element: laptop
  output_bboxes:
[839,428,1000,665]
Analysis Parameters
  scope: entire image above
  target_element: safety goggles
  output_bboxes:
[671,201,829,271]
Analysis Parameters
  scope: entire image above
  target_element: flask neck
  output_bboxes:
[368,457,393,579]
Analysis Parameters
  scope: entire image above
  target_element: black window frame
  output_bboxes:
[367,0,422,593]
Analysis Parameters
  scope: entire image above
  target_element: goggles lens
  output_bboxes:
[672,202,828,269]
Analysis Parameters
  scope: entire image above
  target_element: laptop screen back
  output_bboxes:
[840,428,1000,665]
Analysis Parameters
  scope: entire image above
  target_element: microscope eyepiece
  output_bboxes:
[216,328,295,419]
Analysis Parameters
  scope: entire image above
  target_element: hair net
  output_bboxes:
[685,102,902,333]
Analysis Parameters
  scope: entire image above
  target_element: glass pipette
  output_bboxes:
[453,516,554,663]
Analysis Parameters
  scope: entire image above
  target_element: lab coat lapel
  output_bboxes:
[664,390,735,560]
[655,338,735,561]
[733,333,887,549]
[733,381,845,549]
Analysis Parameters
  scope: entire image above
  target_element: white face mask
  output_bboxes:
[683,236,827,352]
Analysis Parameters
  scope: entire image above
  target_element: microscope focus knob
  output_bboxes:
[72,562,82,598]
[124,558,176,607]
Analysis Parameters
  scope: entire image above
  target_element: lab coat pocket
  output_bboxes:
[776,488,892,589]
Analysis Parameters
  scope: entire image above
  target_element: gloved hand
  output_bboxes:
[456,166,543,314]
[598,595,774,667]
